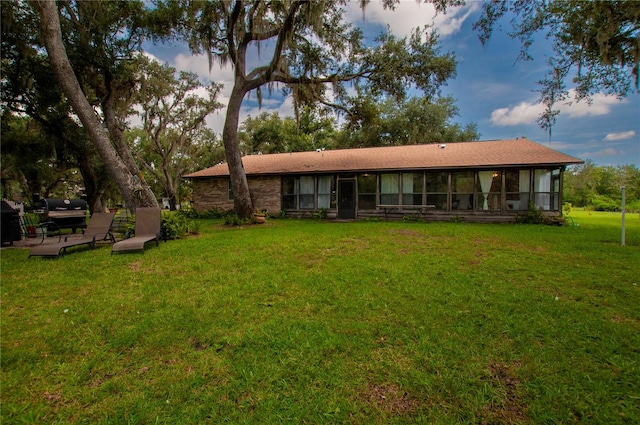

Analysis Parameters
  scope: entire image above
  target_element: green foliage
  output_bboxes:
[591,195,620,212]
[159,210,200,240]
[223,212,251,226]
[564,162,640,208]
[126,57,224,209]
[515,203,546,224]
[449,215,464,223]
[626,199,640,213]
[471,0,639,130]
[239,110,338,154]
[339,95,479,148]
[312,208,328,219]
[402,213,422,222]
[180,207,228,220]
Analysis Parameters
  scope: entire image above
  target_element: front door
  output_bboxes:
[338,180,356,219]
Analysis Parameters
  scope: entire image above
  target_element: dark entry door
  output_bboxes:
[338,180,356,219]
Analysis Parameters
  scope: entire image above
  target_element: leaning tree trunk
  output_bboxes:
[223,83,254,218]
[36,0,158,211]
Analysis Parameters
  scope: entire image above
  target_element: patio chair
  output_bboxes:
[29,212,116,258]
[111,207,162,254]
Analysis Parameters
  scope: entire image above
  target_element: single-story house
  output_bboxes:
[184,138,583,222]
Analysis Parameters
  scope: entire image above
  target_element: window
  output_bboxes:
[534,169,560,211]
[299,176,315,209]
[425,172,448,210]
[533,169,560,211]
[281,175,337,210]
[505,170,530,211]
[402,173,423,206]
[380,173,399,205]
[477,171,502,211]
[317,175,336,209]
[358,174,376,209]
[451,171,475,210]
[282,177,297,209]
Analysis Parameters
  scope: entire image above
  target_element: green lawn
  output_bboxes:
[2,212,639,424]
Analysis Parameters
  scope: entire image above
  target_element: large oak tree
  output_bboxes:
[164,0,457,218]
[34,0,158,210]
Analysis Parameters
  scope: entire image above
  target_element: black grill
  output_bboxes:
[40,198,88,233]
[1,201,21,246]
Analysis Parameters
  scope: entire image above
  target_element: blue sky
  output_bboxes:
[145,1,639,167]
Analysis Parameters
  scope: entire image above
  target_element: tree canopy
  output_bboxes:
[128,58,223,210]
[160,0,459,217]
[463,0,639,131]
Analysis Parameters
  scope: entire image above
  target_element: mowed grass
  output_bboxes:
[1,212,639,424]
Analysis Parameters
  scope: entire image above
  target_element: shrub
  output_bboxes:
[515,203,546,224]
[223,212,250,226]
[402,214,421,222]
[590,196,619,212]
[625,199,640,213]
[161,210,191,240]
[182,208,227,219]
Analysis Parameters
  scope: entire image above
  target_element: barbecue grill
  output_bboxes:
[39,198,88,233]
[1,201,21,246]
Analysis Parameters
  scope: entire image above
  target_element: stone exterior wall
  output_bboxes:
[248,176,281,214]
[192,178,233,212]
[191,176,281,214]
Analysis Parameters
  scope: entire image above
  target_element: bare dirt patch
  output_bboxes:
[482,361,529,424]
[358,383,421,415]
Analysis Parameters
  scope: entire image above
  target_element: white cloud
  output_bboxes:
[346,0,477,39]
[578,148,618,158]
[604,130,636,141]
[562,90,626,118]
[490,90,626,126]
[490,102,544,126]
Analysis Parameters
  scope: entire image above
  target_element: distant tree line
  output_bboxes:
[563,161,640,212]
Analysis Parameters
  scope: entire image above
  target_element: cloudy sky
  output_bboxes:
[144,1,639,167]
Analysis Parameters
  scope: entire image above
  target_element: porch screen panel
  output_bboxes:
[380,174,399,205]
[534,169,551,210]
[505,170,529,211]
[552,169,560,210]
[477,171,501,211]
[299,176,315,209]
[402,173,423,206]
[282,177,297,209]
[317,175,335,209]
[358,174,376,209]
[425,172,448,210]
[452,171,475,210]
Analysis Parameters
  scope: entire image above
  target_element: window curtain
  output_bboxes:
[478,171,494,210]
[300,176,314,194]
[402,174,414,205]
[380,174,399,205]
[402,174,414,194]
[381,174,399,193]
[299,176,315,209]
[519,170,530,209]
[535,170,551,210]
[317,176,332,209]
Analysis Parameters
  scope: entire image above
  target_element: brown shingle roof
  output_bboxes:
[184,138,583,178]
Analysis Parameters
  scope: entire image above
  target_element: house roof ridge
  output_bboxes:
[184,138,583,178]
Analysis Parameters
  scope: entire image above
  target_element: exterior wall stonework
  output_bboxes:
[192,176,281,214]
[192,178,233,212]
[248,176,281,214]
